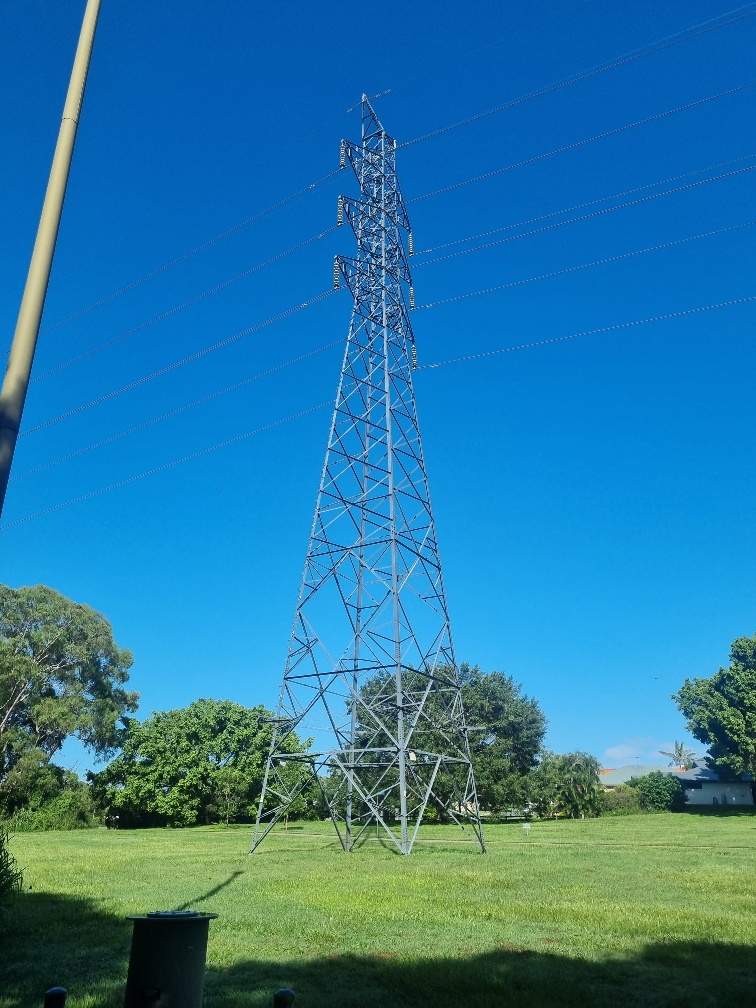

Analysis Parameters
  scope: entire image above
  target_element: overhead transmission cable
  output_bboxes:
[414,163,756,267]
[12,340,342,481]
[418,294,756,370]
[414,154,756,256]
[37,170,342,337]
[32,228,337,382]
[36,158,751,383]
[29,4,756,342]
[21,289,336,437]
[1,403,333,531]
[29,7,754,340]
[21,223,752,434]
[409,82,756,204]
[39,145,749,384]
[399,3,756,147]
[4,294,754,531]
[415,220,756,310]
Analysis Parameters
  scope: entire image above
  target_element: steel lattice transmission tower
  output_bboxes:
[251,97,485,856]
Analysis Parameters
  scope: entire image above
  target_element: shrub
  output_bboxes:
[602,784,642,815]
[629,771,687,812]
[0,827,23,903]
[7,789,99,832]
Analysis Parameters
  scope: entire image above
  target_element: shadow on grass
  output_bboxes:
[681,805,756,818]
[175,871,245,910]
[2,892,755,1008]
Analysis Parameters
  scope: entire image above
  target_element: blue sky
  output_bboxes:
[1,0,754,774]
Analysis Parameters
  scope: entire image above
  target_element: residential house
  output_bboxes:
[600,763,753,806]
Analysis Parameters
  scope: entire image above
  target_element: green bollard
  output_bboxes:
[123,910,218,1008]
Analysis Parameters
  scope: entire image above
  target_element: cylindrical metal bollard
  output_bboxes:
[123,910,218,1008]
[44,988,67,1008]
[273,990,295,1008]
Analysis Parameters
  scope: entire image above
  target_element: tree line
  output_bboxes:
[1,583,754,830]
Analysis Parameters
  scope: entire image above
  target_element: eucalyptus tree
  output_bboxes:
[0,583,137,815]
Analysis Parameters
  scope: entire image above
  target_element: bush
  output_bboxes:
[629,772,687,812]
[602,784,642,815]
[0,827,23,904]
[7,789,99,832]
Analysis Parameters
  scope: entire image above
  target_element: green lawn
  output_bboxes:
[2,812,756,1007]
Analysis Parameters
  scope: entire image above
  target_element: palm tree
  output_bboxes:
[556,752,603,818]
[659,741,696,769]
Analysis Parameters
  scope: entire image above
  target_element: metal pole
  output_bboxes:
[0,0,102,516]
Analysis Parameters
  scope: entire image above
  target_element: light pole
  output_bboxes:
[0,0,102,516]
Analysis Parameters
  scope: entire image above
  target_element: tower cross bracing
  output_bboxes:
[251,97,485,856]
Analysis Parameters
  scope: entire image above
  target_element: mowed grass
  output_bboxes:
[3,812,756,1007]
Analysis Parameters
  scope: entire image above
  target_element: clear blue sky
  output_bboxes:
[1,0,754,774]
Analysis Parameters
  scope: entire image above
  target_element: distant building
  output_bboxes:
[600,763,754,806]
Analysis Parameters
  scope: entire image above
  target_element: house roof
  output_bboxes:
[601,763,751,786]
[600,765,677,786]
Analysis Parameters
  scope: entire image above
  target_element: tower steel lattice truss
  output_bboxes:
[251,97,485,856]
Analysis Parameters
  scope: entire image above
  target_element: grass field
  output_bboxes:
[2,811,756,1007]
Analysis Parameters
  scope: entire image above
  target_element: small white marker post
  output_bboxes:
[523,822,531,837]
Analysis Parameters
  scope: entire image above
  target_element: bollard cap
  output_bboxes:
[126,910,218,921]
[147,910,200,918]
[273,988,295,1007]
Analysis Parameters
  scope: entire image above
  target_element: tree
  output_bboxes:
[674,632,756,777]
[658,741,696,769]
[629,771,687,812]
[460,665,546,812]
[89,698,314,827]
[0,584,138,816]
[347,664,546,819]
[529,751,604,818]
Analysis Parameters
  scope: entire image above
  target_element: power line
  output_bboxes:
[1,403,332,531]
[22,6,752,349]
[36,170,343,337]
[32,228,337,383]
[415,220,756,310]
[414,155,756,256]
[408,82,756,204]
[418,294,756,369]
[400,4,756,148]
[24,222,751,434]
[7,293,755,529]
[21,13,752,350]
[21,289,337,437]
[414,164,756,267]
[12,341,342,481]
